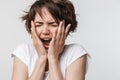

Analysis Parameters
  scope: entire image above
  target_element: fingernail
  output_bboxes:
[68,24,71,27]
[63,20,65,23]
[31,21,34,27]
[30,28,32,31]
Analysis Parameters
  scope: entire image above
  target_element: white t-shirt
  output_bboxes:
[12,42,87,80]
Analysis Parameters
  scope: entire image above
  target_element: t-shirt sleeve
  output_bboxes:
[12,44,29,66]
[67,44,87,66]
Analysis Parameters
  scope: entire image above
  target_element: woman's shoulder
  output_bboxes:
[15,41,33,50]
[12,42,33,66]
[62,43,87,66]
[65,43,86,51]
[13,41,35,56]
[62,43,87,58]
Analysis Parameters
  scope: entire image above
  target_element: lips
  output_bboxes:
[41,38,52,49]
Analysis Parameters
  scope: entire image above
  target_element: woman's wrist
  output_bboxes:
[48,55,59,65]
[38,55,47,64]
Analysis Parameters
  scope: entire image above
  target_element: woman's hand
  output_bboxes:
[31,21,47,58]
[48,20,71,61]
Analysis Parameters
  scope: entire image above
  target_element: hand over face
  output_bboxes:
[31,21,47,58]
[48,20,71,60]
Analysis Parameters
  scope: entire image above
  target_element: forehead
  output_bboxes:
[34,7,55,22]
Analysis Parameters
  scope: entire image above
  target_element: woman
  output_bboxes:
[12,0,87,80]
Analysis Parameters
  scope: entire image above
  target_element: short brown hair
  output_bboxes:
[22,0,77,34]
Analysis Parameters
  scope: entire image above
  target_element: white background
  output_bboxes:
[0,0,120,80]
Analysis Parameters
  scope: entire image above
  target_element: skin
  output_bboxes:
[12,7,87,80]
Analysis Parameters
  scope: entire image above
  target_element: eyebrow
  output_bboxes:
[35,21,43,24]
[35,21,57,24]
[48,22,57,24]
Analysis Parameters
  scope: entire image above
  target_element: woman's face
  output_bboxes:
[34,7,58,50]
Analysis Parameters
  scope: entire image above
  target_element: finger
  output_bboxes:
[31,26,36,43]
[31,21,42,45]
[50,30,57,46]
[31,21,40,40]
[31,21,35,30]
[31,28,34,40]
[31,21,37,37]
[65,24,71,38]
[60,20,65,43]
[56,21,64,43]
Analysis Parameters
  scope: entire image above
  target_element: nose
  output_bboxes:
[42,26,50,35]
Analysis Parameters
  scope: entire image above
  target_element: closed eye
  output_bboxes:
[35,24,42,27]
[49,22,58,27]
[35,22,43,27]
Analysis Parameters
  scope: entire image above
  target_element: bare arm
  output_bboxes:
[48,57,63,80]
[12,56,28,80]
[12,56,47,80]
[66,54,87,80]
[29,56,47,80]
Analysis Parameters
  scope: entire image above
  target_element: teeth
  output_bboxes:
[43,39,50,41]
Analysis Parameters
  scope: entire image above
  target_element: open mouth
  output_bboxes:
[41,38,52,49]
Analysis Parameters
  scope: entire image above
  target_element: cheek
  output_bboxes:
[50,27,58,35]
[36,27,42,36]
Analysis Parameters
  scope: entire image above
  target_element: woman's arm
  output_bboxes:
[48,57,63,80]
[12,56,47,80]
[12,56,28,80]
[29,56,47,80]
[65,54,87,80]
